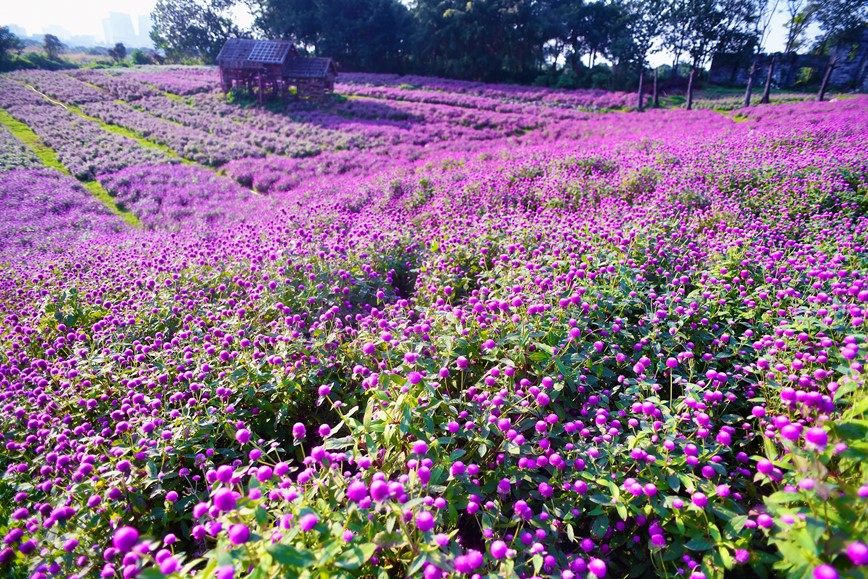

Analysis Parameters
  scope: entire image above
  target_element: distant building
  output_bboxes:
[710,29,868,92]
[102,12,137,47]
[44,25,71,41]
[69,35,98,48]
[138,15,153,48]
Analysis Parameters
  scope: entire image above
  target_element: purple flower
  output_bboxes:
[804,427,828,451]
[292,423,306,440]
[490,540,508,559]
[212,489,237,512]
[589,558,607,577]
[228,524,250,545]
[415,511,435,532]
[299,513,319,531]
[112,527,139,552]
[346,480,368,503]
[847,542,868,566]
[813,564,839,579]
[370,480,389,502]
[235,428,251,444]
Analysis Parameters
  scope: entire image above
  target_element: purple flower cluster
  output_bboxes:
[0,169,126,257]
[0,67,866,579]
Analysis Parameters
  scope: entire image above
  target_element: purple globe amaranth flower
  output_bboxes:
[412,440,429,455]
[112,527,139,553]
[235,428,251,444]
[692,492,708,508]
[346,480,368,503]
[813,564,839,579]
[804,427,828,451]
[299,513,319,531]
[588,558,607,577]
[228,524,250,545]
[212,488,237,512]
[216,565,235,579]
[370,480,389,502]
[159,556,180,574]
[292,423,306,440]
[847,542,868,566]
[415,511,435,532]
[490,540,508,559]
[497,478,511,495]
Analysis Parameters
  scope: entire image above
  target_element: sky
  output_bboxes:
[2,0,254,43]
[4,0,816,58]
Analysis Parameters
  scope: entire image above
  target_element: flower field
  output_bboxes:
[0,68,867,579]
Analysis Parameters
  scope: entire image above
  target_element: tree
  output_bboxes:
[253,0,412,73]
[548,0,625,75]
[410,0,546,81]
[740,0,778,107]
[783,0,814,53]
[0,26,24,63]
[673,0,755,109]
[621,0,667,110]
[810,0,868,100]
[109,42,127,63]
[43,34,64,60]
[151,0,247,63]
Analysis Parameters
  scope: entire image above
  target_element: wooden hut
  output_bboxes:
[217,39,337,104]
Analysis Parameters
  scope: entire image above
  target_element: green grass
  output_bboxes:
[0,108,67,173]
[81,180,140,228]
[68,103,194,166]
[0,107,140,228]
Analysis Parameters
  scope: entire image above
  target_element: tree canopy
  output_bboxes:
[149,0,867,94]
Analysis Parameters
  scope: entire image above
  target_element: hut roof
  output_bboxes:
[217,39,295,65]
[283,57,336,79]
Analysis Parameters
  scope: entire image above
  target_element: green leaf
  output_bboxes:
[592,515,609,538]
[685,536,714,551]
[268,544,316,568]
[333,543,376,570]
[324,436,355,451]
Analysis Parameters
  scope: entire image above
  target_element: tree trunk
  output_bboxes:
[637,67,645,111]
[743,58,757,107]
[817,55,837,101]
[760,55,776,104]
[653,67,659,108]
[686,63,696,110]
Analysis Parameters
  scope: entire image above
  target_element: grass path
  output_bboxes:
[0,106,141,228]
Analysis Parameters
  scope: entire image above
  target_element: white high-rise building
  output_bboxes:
[137,15,153,48]
[102,12,137,46]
